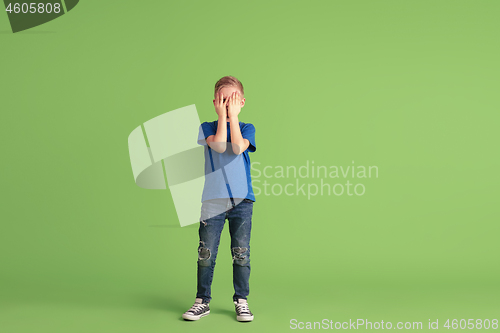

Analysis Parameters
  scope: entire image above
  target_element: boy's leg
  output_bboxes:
[227,199,253,301]
[196,199,228,303]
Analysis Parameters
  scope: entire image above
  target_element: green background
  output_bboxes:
[1,1,499,332]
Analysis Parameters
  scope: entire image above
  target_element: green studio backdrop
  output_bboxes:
[1,1,499,332]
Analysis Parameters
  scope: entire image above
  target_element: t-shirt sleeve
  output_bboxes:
[197,122,216,146]
[242,123,256,153]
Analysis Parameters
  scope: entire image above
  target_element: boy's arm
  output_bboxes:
[206,91,229,153]
[206,116,228,153]
[227,91,250,155]
[229,116,250,155]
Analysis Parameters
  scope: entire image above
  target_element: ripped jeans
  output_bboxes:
[196,198,253,304]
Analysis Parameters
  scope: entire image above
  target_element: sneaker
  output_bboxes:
[182,298,210,321]
[234,299,254,322]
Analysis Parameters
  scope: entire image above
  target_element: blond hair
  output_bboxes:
[214,76,244,97]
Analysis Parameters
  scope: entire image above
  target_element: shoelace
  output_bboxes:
[235,302,251,314]
[188,303,206,313]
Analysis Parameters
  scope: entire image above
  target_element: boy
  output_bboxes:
[182,76,257,322]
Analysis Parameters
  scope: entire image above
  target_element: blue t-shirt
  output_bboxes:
[197,120,256,202]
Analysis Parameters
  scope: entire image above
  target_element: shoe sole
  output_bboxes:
[236,315,254,322]
[182,310,210,321]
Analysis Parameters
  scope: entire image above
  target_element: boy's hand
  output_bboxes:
[227,91,242,118]
[213,91,228,118]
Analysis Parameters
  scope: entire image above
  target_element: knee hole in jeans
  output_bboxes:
[198,241,211,262]
[231,247,249,265]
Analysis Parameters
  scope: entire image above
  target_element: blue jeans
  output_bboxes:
[196,198,253,304]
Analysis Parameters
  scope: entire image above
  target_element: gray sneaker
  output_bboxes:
[234,299,254,322]
[182,298,210,321]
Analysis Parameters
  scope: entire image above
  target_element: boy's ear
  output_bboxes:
[241,98,246,107]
